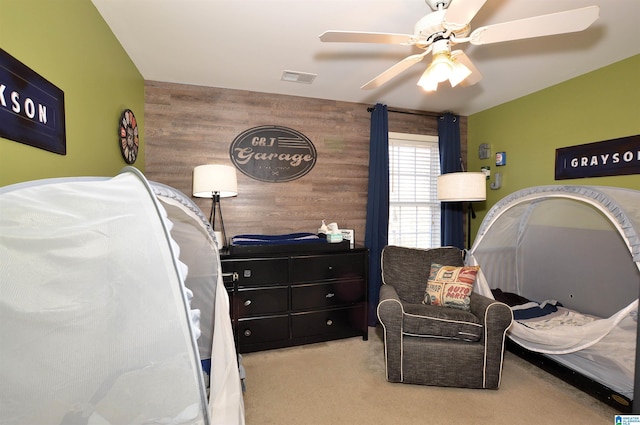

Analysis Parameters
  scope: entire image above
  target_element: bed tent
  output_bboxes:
[151,181,245,425]
[0,168,244,425]
[467,185,640,408]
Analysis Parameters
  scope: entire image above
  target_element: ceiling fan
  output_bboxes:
[319,0,599,91]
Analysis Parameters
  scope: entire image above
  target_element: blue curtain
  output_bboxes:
[438,113,465,250]
[365,103,389,327]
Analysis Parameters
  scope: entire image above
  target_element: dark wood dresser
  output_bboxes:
[221,246,368,353]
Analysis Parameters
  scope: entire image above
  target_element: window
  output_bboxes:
[388,132,441,249]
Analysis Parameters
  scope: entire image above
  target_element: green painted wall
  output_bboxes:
[0,0,144,187]
[468,54,640,240]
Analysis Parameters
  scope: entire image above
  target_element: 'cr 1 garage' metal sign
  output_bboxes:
[229,125,317,182]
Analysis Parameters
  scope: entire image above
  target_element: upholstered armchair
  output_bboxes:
[377,245,513,389]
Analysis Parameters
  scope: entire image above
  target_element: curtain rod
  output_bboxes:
[367,106,442,118]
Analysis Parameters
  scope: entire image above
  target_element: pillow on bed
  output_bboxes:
[423,263,479,311]
[491,288,531,307]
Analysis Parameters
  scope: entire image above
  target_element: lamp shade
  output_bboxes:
[437,172,486,202]
[193,164,238,198]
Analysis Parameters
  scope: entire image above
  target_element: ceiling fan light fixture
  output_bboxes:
[427,52,453,83]
[448,60,472,87]
[320,3,599,93]
[417,68,439,91]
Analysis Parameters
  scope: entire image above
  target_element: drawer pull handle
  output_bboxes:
[325,293,335,298]
[244,329,252,337]
[222,272,239,281]
[326,319,333,326]
[244,300,252,307]
[221,272,239,282]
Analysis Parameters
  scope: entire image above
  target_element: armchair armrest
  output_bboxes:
[470,292,513,330]
[377,284,404,327]
[376,284,405,382]
[469,292,513,388]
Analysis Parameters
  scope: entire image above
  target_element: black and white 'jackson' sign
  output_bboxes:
[0,48,66,155]
[229,125,317,182]
[555,134,640,180]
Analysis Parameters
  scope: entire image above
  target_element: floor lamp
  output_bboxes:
[193,164,238,249]
[437,172,486,250]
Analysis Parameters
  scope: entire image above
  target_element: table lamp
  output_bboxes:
[193,164,238,249]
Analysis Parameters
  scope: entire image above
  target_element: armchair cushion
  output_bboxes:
[403,303,483,341]
[381,245,464,304]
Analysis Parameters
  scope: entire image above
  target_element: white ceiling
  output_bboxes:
[92,0,640,116]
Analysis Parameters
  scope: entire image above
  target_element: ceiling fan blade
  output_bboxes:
[361,51,430,90]
[450,50,482,86]
[443,0,487,30]
[469,6,599,45]
[319,31,413,45]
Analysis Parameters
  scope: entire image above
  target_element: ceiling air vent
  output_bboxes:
[281,70,317,84]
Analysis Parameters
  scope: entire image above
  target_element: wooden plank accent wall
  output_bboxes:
[144,81,467,246]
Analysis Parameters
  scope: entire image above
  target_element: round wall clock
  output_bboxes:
[119,109,139,164]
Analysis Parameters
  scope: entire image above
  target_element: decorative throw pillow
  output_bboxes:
[423,263,480,311]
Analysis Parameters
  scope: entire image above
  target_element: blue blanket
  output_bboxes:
[491,289,562,320]
[512,300,562,320]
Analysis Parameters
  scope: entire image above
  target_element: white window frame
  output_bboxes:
[388,132,441,249]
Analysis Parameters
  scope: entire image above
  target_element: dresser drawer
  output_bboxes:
[290,252,365,282]
[238,315,289,347]
[236,286,288,317]
[291,279,365,311]
[291,304,366,339]
[222,257,288,287]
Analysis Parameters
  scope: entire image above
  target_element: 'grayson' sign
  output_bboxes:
[229,125,317,182]
[555,134,640,180]
[0,48,66,154]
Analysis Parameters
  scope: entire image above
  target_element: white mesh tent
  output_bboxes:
[151,181,244,425]
[0,168,243,425]
[467,185,640,405]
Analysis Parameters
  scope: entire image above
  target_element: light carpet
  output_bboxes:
[241,327,620,424]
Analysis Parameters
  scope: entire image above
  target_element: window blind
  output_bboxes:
[388,133,441,249]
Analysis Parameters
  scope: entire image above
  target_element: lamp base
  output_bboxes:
[210,193,228,250]
[214,231,223,250]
